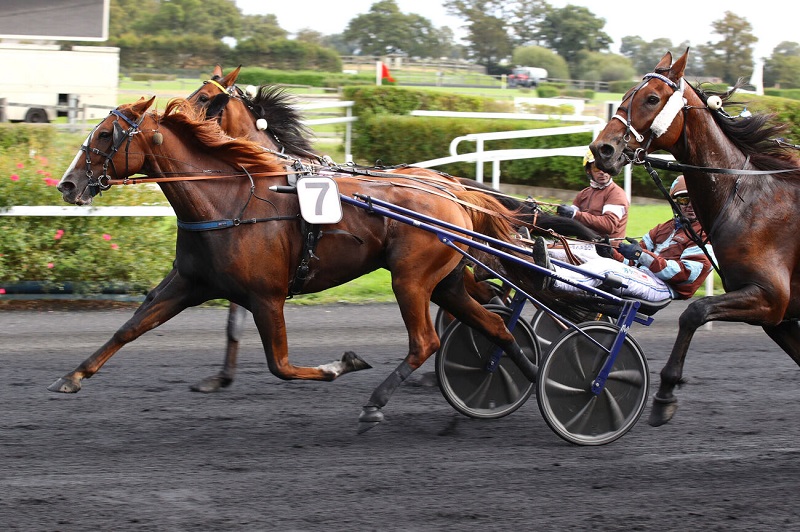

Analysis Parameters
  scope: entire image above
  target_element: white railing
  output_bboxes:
[297,100,356,162]
[409,117,605,192]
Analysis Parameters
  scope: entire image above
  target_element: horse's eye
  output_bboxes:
[647,95,660,105]
[198,94,209,104]
[98,131,112,140]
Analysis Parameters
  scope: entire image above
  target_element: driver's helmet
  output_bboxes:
[670,175,688,197]
[582,149,595,168]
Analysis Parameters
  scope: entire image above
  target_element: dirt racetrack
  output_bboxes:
[2,300,800,531]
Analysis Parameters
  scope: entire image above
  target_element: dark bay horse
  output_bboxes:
[53,97,546,432]
[591,49,800,426]
[182,65,601,393]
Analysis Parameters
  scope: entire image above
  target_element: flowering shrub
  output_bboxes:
[1,126,176,293]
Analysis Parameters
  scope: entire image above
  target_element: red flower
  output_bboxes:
[10,174,19,182]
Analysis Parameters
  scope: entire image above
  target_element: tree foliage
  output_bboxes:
[512,46,569,79]
[537,5,612,75]
[342,0,451,57]
[699,11,757,84]
[765,42,800,88]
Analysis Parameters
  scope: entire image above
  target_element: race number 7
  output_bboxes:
[297,176,343,224]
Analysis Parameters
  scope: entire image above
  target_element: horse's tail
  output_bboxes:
[453,189,517,239]
[454,188,549,291]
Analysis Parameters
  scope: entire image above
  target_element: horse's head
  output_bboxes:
[58,97,156,205]
[187,65,271,144]
[591,49,692,175]
[188,65,315,157]
[189,65,243,120]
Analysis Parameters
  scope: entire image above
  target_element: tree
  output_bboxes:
[764,41,800,88]
[700,11,757,85]
[296,29,325,45]
[537,5,612,75]
[444,0,512,70]
[240,14,287,41]
[573,51,635,82]
[342,0,446,58]
[137,0,241,40]
[512,45,569,79]
[507,0,549,48]
[620,36,674,75]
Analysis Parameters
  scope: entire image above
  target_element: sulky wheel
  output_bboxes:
[536,321,649,446]
[436,304,540,419]
[530,309,614,355]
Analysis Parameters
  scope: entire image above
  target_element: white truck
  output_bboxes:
[0,43,119,123]
[507,66,549,88]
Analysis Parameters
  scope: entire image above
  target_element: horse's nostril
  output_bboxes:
[57,181,73,194]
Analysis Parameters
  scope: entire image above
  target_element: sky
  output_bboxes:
[236,0,793,61]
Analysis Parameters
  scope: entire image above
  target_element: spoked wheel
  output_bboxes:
[436,304,540,419]
[434,280,510,338]
[530,309,613,355]
[537,322,649,446]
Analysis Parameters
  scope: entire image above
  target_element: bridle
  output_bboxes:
[612,71,688,165]
[82,109,146,197]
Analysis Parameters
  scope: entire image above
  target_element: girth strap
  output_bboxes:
[288,218,321,297]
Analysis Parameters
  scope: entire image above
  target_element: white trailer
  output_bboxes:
[0,43,118,123]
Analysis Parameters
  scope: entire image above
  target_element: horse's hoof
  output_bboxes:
[648,394,678,427]
[357,405,384,434]
[189,375,231,393]
[342,351,372,372]
[47,377,81,393]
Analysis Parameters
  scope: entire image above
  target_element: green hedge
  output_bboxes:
[1,128,175,293]
[0,124,55,151]
[235,67,374,89]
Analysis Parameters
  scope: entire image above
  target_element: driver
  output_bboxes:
[556,150,629,239]
[545,175,714,302]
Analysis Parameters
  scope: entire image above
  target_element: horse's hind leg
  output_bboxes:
[190,302,249,392]
[762,320,800,366]
[358,276,443,433]
[358,267,535,433]
[249,298,372,381]
[48,269,201,393]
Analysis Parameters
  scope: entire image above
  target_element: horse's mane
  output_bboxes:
[159,98,283,172]
[242,85,316,155]
[693,81,800,175]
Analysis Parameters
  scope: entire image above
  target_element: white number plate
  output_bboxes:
[296,176,343,224]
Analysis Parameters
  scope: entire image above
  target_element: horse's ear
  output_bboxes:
[669,48,689,81]
[212,64,223,78]
[130,96,156,117]
[655,51,673,71]
[221,66,242,87]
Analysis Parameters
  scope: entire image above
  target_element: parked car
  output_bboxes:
[507,67,548,88]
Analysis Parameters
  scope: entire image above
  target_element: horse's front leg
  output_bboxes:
[250,298,371,382]
[48,269,201,393]
[190,302,249,392]
[358,285,441,433]
[650,286,787,426]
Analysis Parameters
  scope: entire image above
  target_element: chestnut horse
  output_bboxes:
[182,65,601,393]
[53,97,547,432]
[591,49,800,426]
